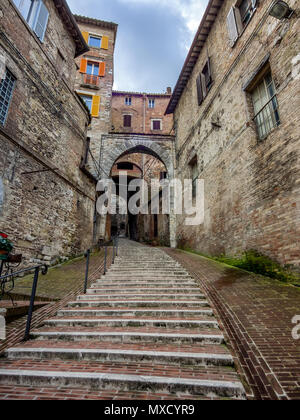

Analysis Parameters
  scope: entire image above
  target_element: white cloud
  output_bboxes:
[119,0,208,46]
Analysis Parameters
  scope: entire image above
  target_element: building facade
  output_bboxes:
[112,89,173,135]
[74,15,118,179]
[0,0,95,264]
[167,0,300,267]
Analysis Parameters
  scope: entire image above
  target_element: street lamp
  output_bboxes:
[269,1,294,20]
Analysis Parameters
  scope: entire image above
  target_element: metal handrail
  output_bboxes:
[0,264,48,341]
[83,236,119,294]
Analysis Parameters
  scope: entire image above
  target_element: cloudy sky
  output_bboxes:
[68,0,208,93]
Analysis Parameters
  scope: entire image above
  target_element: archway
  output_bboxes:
[98,134,176,247]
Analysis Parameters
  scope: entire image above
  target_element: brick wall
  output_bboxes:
[112,91,174,135]
[173,0,300,267]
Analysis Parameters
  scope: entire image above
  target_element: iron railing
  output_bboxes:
[83,74,100,87]
[0,264,48,341]
[83,236,119,294]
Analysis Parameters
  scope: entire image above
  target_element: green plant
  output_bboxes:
[213,250,300,284]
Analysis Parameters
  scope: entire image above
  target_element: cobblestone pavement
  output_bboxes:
[164,248,300,400]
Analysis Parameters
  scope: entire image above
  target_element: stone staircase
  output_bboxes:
[0,239,246,400]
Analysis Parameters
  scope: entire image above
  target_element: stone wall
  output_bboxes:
[0,0,95,264]
[112,91,174,135]
[174,0,300,267]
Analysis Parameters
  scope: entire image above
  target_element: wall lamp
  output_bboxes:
[269,1,294,20]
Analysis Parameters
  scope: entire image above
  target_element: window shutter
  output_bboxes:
[201,73,207,98]
[91,95,100,117]
[207,57,212,84]
[252,0,258,9]
[81,31,89,43]
[33,1,49,42]
[227,7,239,47]
[101,36,109,50]
[196,74,203,106]
[124,115,131,127]
[99,62,106,77]
[79,58,87,73]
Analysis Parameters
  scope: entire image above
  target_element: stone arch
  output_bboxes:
[100,134,175,180]
[98,134,177,248]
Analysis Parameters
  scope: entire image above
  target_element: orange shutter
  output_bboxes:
[79,58,87,73]
[101,36,109,50]
[81,31,89,43]
[91,95,100,117]
[99,62,106,77]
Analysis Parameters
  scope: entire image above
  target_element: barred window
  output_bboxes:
[0,70,16,126]
[252,72,280,140]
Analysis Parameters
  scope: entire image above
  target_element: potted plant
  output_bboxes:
[0,232,13,261]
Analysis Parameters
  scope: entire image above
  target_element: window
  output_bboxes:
[251,72,280,140]
[148,99,155,109]
[117,162,134,170]
[123,115,132,127]
[13,0,49,42]
[196,58,212,106]
[160,172,167,180]
[80,94,93,113]
[152,119,162,130]
[189,157,198,198]
[88,35,102,48]
[87,62,99,76]
[227,0,257,46]
[0,69,16,126]
[125,97,132,106]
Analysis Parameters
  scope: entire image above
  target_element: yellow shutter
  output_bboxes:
[91,95,100,117]
[82,31,89,43]
[101,36,109,50]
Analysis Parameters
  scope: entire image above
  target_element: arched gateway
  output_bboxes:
[98,133,177,248]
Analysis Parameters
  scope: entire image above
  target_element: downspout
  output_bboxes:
[143,94,146,133]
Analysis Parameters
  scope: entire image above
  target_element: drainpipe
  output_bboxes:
[143,94,146,133]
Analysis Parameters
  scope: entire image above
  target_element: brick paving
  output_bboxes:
[164,248,300,400]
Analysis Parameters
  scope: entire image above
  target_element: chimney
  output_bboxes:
[166,87,172,95]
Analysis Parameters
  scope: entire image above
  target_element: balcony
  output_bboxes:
[80,74,100,90]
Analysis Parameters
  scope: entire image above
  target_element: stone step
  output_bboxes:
[30,330,225,344]
[98,277,195,282]
[67,300,210,308]
[6,347,233,367]
[57,308,215,317]
[87,287,202,294]
[44,318,219,329]
[108,270,189,275]
[0,365,245,399]
[96,280,196,286]
[76,293,206,301]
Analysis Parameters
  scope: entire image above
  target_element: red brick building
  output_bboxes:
[111,90,174,135]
